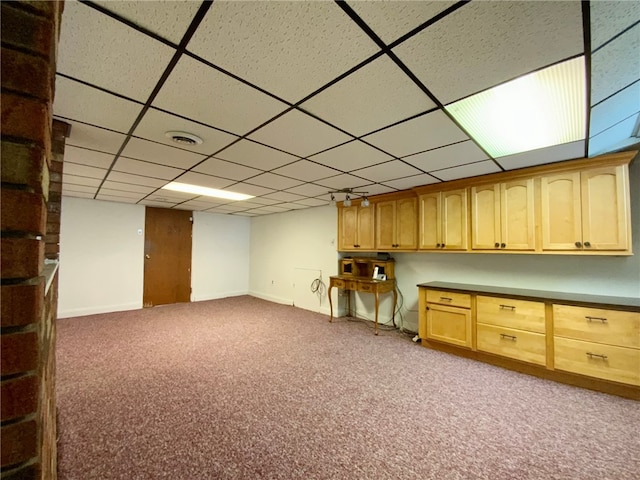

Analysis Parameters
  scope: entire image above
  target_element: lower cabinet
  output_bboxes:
[417,284,640,398]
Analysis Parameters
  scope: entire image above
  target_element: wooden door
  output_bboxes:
[396,197,417,249]
[419,192,440,249]
[541,172,582,250]
[581,165,629,251]
[426,304,472,348]
[338,206,358,250]
[143,207,192,307]
[357,205,375,250]
[375,200,396,250]
[501,179,535,250]
[441,189,468,250]
[471,184,500,249]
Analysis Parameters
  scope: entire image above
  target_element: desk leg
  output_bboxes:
[392,287,398,328]
[374,290,380,335]
[347,290,351,317]
[328,285,334,323]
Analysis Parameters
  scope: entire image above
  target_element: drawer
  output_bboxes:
[331,278,346,289]
[426,289,471,309]
[553,305,640,349]
[477,323,546,366]
[346,281,358,290]
[477,296,546,333]
[358,283,373,293]
[554,336,640,386]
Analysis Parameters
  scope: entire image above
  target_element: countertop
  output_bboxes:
[417,281,640,310]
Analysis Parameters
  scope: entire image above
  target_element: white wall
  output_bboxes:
[58,198,251,318]
[58,197,145,317]
[191,211,250,301]
[249,205,339,315]
[248,160,640,334]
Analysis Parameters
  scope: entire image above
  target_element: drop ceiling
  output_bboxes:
[54,0,640,217]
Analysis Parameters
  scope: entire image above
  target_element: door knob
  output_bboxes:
[145,254,150,259]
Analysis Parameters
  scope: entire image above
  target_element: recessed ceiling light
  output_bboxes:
[165,131,203,146]
[162,182,254,201]
[445,56,586,158]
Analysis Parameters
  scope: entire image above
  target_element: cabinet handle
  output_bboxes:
[500,243,506,248]
[441,243,446,248]
[436,243,441,248]
[499,304,516,311]
[575,241,582,248]
[585,316,607,323]
[500,333,517,341]
[584,241,591,248]
[440,297,453,302]
[494,242,500,248]
[586,352,608,360]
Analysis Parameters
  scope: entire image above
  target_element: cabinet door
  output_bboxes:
[441,189,468,250]
[375,200,396,250]
[501,179,535,250]
[581,165,629,251]
[338,206,358,250]
[357,205,375,250]
[396,197,417,249]
[541,172,582,250]
[426,304,472,348]
[419,193,440,249]
[471,184,500,249]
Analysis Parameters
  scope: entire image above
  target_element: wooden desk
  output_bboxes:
[328,275,397,335]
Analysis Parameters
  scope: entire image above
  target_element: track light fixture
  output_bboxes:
[327,188,370,207]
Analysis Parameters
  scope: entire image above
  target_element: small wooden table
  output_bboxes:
[328,275,397,335]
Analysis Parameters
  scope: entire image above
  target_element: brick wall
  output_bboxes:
[1,2,66,479]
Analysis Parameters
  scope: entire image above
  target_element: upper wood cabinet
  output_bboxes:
[471,178,535,251]
[419,189,468,250]
[375,197,417,250]
[338,204,375,251]
[540,165,630,251]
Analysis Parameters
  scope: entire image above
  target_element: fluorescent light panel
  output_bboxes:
[446,57,586,158]
[162,182,254,201]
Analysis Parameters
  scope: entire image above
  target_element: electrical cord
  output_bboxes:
[310,275,326,308]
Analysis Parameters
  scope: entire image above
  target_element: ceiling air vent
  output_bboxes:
[165,131,203,146]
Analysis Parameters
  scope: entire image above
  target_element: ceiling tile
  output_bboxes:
[173,171,235,190]
[315,173,371,190]
[62,190,95,200]
[394,1,583,104]
[308,140,393,172]
[301,55,435,136]
[93,0,201,44]
[105,171,168,188]
[590,1,640,50]
[591,25,640,105]
[214,140,300,171]
[382,174,439,190]
[284,183,331,197]
[295,197,329,207]
[433,160,502,182]
[179,199,225,209]
[278,203,309,210]
[64,146,115,169]
[271,160,341,182]
[63,121,127,154]
[362,110,469,157]
[261,191,305,202]
[348,0,458,45]
[590,82,640,137]
[121,137,206,169]
[402,141,489,172]
[356,183,398,196]
[63,163,108,179]
[224,183,275,197]
[97,188,147,200]
[101,181,156,195]
[112,157,184,180]
[187,1,379,103]
[54,76,142,132]
[63,175,103,188]
[249,110,352,157]
[497,141,585,171]
[96,194,140,204]
[62,183,98,195]
[351,160,422,182]
[134,108,238,156]
[245,173,304,191]
[139,199,180,208]
[192,157,263,181]
[147,189,196,202]
[246,197,281,206]
[58,0,176,101]
[588,114,639,156]
[152,55,288,136]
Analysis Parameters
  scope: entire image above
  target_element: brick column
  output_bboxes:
[1,2,66,479]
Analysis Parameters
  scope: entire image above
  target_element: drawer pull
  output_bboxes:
[440,297,453,302]
[585,316,607,323]
[586,352,608,361]
[499,304,516,311]
[500,333,517,341]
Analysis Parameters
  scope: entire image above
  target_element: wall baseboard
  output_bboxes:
[58,301,142,319]
[192,290,249,302]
